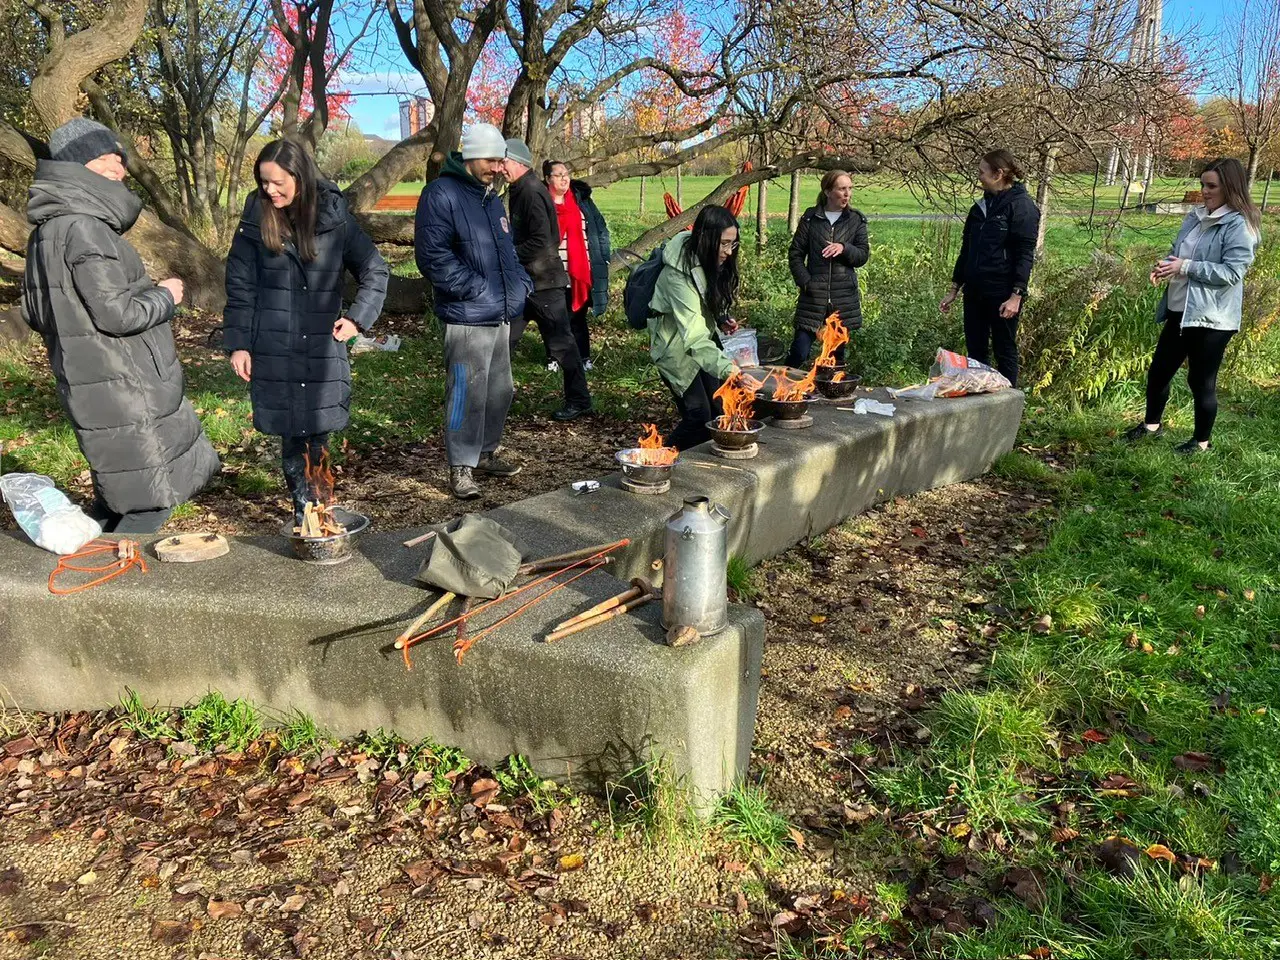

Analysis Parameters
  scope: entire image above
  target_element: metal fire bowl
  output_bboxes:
[816,375,863,400]
[756,395,815,420]
[616,448,676,486]
[281,506,370,565]
[705,418,764,449]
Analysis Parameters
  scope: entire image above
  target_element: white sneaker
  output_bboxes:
[546,360,560,373]
[583,359,594,371]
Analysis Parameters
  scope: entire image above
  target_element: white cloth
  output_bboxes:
[1166,205,1233,313]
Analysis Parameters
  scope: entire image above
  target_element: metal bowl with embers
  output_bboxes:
[282,506,370,565]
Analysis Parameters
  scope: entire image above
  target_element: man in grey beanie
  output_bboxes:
[21,117,220,532]
[504,137,592,421]
[415,123,532,499]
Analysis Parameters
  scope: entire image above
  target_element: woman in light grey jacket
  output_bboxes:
[1125,158,1261,453]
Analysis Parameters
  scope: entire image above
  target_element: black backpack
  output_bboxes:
[622,243,669,330]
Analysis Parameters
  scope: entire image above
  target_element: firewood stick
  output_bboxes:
[394,591,457,650]
[518,538,630,575]
[552,577,652,632]
[402,530,438,548]
[544,592,657,643]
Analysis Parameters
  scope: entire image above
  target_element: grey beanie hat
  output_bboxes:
[49,118,126,166]
[460,123,507,160]
[504,138,533,169]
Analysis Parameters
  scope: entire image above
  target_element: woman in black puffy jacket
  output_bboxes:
[786,170,870,368]
[223,139,389,524]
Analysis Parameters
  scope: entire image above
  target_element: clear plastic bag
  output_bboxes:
[0,472,101,554]
[888,348,1012,401]
[721,328,759,368]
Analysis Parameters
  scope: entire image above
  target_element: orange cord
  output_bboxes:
[48,539,147,595]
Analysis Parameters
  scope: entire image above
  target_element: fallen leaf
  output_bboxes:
[471,778,501,807]
[1050,827,1080,844]
[1260,874,1273,894]
[150,919,192,945]
[76,871,97,886]
[770,910,806,934]
[1032,614,1053,634]
[1004,866,1047,911]
[634,902,656,922]
[810,614,827,624]
[558,853,584,872]
[402,860,437,886]
[1172,752,1216,773]
[833,705,853,721]
[207,900,244,921]
[1145,843,1178,863]
[280,893,307,913]
[787,827,805,850]
[1081,729,1110,744]
[1096,837,1141,877]
[1195,605,1206,619]
[1244,589,1256,602]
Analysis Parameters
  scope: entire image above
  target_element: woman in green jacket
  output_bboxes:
[649,206,741,450]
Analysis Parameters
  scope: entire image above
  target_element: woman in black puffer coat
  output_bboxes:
[223,139,389,524]
[786,170,870,368]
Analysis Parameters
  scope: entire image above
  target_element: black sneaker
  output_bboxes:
[476,452,522,477]
[1174,438,1211,455]
[552,403,593,422]
[1122,422,1163,443]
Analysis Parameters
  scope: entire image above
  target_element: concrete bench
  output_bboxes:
[0,387,1022,803]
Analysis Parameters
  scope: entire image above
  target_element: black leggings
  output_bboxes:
[663,370,724,451]
[281,433,331,522]
[1144,312,1234,443]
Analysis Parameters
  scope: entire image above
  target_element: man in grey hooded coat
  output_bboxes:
[21,118,220,532]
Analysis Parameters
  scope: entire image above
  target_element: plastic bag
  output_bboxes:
[721,328,759,368]
[350,334,402,355]
[888,348,1012,401]
[0,473,101,554]
[852,398,896,417]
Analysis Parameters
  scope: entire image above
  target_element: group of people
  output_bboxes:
[19,115,1261,533]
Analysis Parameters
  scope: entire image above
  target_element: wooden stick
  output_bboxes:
[401,542,629,653]
[402,530,438,548]
[552,577,652,632]
[544,593,657,643]
[518,538,630,575]
[458,561,610,661]
[395,591,457,652]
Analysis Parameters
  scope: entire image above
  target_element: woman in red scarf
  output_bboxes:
[544,161,608,370]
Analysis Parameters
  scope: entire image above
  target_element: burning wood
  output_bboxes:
[768,365,817,402]
[294,448,347,539]
[634,423,678,466]
[814,313,849,368]
[713,371,762,431]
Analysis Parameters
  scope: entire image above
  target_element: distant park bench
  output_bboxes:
[372,194,418,212]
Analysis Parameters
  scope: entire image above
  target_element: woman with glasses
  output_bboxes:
[647,206,742,450]
[787,169,869,368]
[543,160,611,371]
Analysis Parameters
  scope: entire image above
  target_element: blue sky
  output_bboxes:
[341,0,1238,139]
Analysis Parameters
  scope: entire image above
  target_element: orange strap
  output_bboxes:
[49,539,147,595]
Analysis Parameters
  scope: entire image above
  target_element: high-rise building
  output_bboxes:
[399,97,436,141]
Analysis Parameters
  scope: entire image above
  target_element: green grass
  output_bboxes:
[180,692,262,752]
[118,688,178,740]
[869,388,1280,958]
[602,752,702,853]
[712,779,796,865]
[726,554,759,600]
[355,728,471,797]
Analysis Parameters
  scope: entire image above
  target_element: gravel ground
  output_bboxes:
[1,475,1047,959]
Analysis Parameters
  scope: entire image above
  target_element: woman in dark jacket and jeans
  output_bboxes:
[940,149,1040,386]
[787,170,870,368]
[223,139,389,524]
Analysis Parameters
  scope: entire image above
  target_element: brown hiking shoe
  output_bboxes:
[449,466,481,500]
[476,451,522,477]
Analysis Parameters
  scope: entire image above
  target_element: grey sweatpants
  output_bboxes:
[444,323,513,467]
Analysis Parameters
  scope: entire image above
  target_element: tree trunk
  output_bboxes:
[1263,169,1275,211]
[1034,147,1059,256]
[755,175,768,254]
[1247,148,1261,190]
[0,305,30,344]
[675,164,683,207]
[354,212,416,245]
[0,201,28,255]
[788,169,802,234]
[344,128,435,212]
[639,175,647,215]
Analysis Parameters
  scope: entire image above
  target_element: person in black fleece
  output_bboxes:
[940,149,1040,386]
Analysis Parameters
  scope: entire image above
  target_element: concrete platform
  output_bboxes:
[0,387,1022,802]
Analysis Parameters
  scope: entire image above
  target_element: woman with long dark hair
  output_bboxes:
[543,159,611,370]
[647,205,741,450]
[223,139,389,523]
[787,169,870,367]
[1125,157,1260,453]
[940,149,1040,386]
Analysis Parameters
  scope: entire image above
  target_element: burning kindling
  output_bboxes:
[296,449,347,539]
[713,372,762,431]
[767,365,817,402]
[634,424,678,466]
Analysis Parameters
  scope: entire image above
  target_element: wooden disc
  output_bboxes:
[154,532,230,563]
[666,624,700,647]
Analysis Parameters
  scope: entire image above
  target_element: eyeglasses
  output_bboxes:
[719,240,739,251]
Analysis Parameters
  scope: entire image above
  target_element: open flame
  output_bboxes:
[768,365,817,402]
[297,449,346,538]
[635,423,678,466]
[713,372,762,431]
[832,371,846,383]
[814,313,849,368]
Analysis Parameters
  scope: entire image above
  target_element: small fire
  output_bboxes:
[832,371,846,383]
[814,313,849,368]
[713,372,762,431]
[297,449,345,538]
[768,366,817,403]
[635,423,678,466]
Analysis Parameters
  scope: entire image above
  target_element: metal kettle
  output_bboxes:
[661,496,731,637]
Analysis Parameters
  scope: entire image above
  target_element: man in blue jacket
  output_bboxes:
[416,123,533,500]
